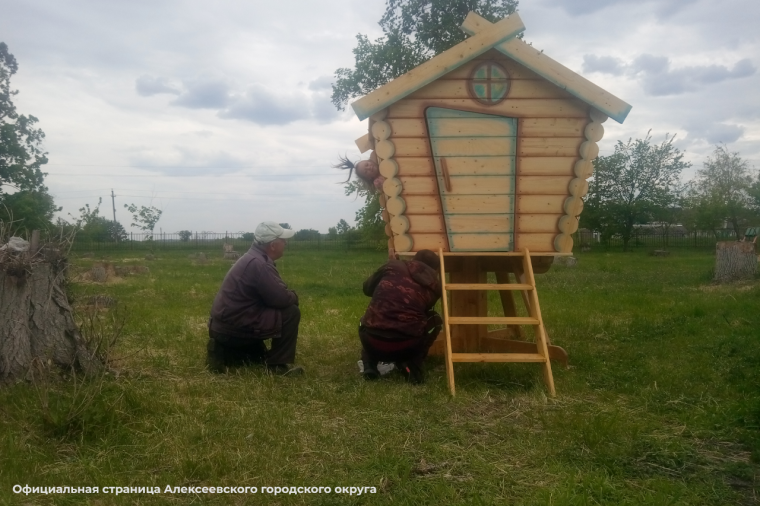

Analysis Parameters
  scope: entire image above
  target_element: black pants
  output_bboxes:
[359,310,442,369]
[209,305,300,366]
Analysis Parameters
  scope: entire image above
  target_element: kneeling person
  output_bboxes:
[359,249,442,383]
[207,221,303,375]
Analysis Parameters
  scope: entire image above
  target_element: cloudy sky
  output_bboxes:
[2,0,758,234]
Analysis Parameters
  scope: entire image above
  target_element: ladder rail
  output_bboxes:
[438,248,456,396]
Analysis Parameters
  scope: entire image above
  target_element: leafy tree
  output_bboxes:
[331,0,519,109]
[124,203,162,240]
[687,144,759,239]
[327,226,337,237]
[241,232,254,242]
[1,42,53,225]
[336,218,352,235]
[178,230,193,241]
[0,190,59,231]
[581,133,690,251]
[65,198,127,242]
[294,228,320,240]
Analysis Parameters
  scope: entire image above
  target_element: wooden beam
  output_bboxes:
[352,14,526,120]
[461,11,631,124]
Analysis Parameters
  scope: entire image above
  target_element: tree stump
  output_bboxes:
[0,249,100,383]
[714,241,757,283]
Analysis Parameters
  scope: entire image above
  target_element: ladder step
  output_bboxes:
[445,283,533,291]
[451,353,547,363]
[448,316,540,325]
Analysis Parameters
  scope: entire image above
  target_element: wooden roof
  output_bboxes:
[351,11,631,124]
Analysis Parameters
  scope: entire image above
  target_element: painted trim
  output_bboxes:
[351,14,526,121]
[461,12,631,124]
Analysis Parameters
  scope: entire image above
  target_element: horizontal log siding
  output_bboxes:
[385,50,590,251]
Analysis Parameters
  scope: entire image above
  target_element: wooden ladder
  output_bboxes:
[438,248,556,397]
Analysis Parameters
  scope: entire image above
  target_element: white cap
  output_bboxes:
[254,221,295,244]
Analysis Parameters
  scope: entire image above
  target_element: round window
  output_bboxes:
[468,61,510,105]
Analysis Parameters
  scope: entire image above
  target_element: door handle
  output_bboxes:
[440,157,452,192]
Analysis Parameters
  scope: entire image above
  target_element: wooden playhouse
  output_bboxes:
[350,12,631,395]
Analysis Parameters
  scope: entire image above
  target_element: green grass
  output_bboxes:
[1,248,758,505]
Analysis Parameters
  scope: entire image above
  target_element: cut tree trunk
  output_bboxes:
[714,241,757,283]
[0,258,99,383]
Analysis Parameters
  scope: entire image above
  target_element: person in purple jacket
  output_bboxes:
[359,249,443,384]
[207,221,303,375]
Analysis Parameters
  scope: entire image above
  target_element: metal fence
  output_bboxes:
[66,228,745,254]
[572,228,743,250]
[69,232,386,253]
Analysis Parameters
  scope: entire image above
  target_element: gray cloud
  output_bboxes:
[583,53,756,96]
[129,147,250,176]
[550,0,698,17]
[172,79,231,109]
[308,75,334,91]
[685,122,744,144]
[219,84,310,125]
[135,75,181,96]
[582,55,625,76]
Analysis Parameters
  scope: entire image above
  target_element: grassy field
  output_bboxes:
[0,247,758,505]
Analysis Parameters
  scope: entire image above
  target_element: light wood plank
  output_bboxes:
[399,175,438,194]
[406,214,445,233]
[462,12,632,124]
[449,317,539,325]
[449,233,512,251]
[451,352,546,363]
[443,157,514,176]
[445,175,514,195]
[519,118,587,137]
[446,283,533,291]
[396,157,435,176]
[518,157,576,176]
[410,233,448,251]
[443,49,544,80]
[428,117,516,137]
[388,119,427,137]
[352,14,526,120]
[517,195,566,214]
[516,233,555,252]
[518,137,583,157]
[408,78,574,100]
[518,176,572,195]
[387,98,589,120]
[431,137,516,157]
[355,133,373,153]
[442,194,512,214]
[404,195,441,214]
[517,214,559,233]
[393,138,431,157]
[446,214,511,233]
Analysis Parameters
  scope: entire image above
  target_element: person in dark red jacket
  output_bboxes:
[207,222,303,375]
[359,249,443,383]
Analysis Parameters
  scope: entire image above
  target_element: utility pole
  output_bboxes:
[111,189,117,223]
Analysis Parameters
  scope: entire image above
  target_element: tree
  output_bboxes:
[336,219,352,234]
[178,230,193,241]
[65,198,127,242]
[581,133,690,251]
[124,203,162,240]
[0,42,53,227]
[687,145,758,239]
[327,226,338,237]
[331,0,518,109]
[294,228,320,240]
[0,190,59,231]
